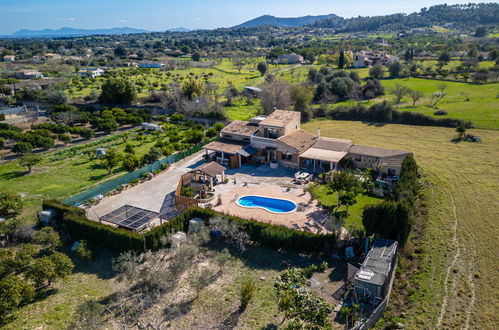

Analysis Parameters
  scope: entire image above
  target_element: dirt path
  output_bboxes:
[435,195,460,328]
[462,228,477,330]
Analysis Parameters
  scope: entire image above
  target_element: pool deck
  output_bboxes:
[208,181,331,233]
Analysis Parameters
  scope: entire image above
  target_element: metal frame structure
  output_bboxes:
[99,205,159,232]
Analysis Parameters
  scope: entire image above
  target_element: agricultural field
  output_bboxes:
[0,122,211,218]
[381,78,499,130]
[332,78,499,130]
[302,120,499,328]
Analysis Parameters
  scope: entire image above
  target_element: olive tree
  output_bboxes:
[327,171,362,213]
[19,153,42,173]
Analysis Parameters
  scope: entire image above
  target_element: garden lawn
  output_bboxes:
[302,119,499,329]
[310,184,383,232]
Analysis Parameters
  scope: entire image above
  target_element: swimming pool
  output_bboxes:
[236,195,297,214]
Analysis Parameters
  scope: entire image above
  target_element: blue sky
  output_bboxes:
[0,0,479,34]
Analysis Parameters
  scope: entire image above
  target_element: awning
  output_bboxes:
[238,145,257,157]
[203,140,246,155]
[299,148,348,163]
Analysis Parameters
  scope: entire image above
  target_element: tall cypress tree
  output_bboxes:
[338,50,345,69]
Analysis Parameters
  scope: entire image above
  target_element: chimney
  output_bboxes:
[317,128,321,138]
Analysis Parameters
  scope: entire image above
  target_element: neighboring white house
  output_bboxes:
[138,62,164,69]
[141,123,163,132]
[277,54,305,65]
[3,55,15,62]
[78,68,105,78]
[353,50,399,68]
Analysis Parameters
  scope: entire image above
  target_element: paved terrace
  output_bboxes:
[206,164,331,233]
[87,160,331,234]
[86,151,207,221]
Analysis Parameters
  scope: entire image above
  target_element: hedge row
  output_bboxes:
[329,101,473,128]
[43,200,145,252]
[44,201,336,254]
[164,208,337,254]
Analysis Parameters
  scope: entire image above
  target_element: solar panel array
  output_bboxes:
[99,205,159,232]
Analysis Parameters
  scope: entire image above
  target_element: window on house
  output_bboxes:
[287,154,293,161]
[355,156,362,162]
[268,128,279,139]
[388,168,396,176]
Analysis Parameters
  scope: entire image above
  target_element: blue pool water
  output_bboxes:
[236,195,297,213]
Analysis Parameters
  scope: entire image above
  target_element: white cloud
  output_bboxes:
[57,17,76,22]
[117,19,128,23]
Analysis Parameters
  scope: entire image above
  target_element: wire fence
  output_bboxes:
[63,141,211,206]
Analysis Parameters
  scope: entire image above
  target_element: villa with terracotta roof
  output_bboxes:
[203,109,411,176]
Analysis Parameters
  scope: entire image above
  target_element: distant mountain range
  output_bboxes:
[234,14,340,28]
[167,27,190,32]
[10,27,150,38]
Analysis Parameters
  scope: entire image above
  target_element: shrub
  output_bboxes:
[43,202,336,254]
[0,192,24,217]
[122,155,140,172]
[142,146,161,164]
[433,110,448,116]
[74,240,93,261]
[329,102,472,128]
[213,122,225,132]
[240,278,256,310]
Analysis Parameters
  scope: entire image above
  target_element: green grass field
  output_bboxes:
[332,78,499,130]
[302,120,499,328]
[224,97,261,121]
[0,132,169,215]
[380,78,499,130]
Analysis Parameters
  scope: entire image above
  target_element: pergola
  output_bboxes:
[190,161,226,189]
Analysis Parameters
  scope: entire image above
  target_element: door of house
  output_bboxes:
[265,149,275,162]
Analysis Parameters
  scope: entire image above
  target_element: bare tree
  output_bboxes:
[430,91,447,107]
[389,84,411,106]
[209,216,250,252]
[460,91,471,101]
[189,266,217,300]
[408,89,424,107]
[260,79,292,114]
